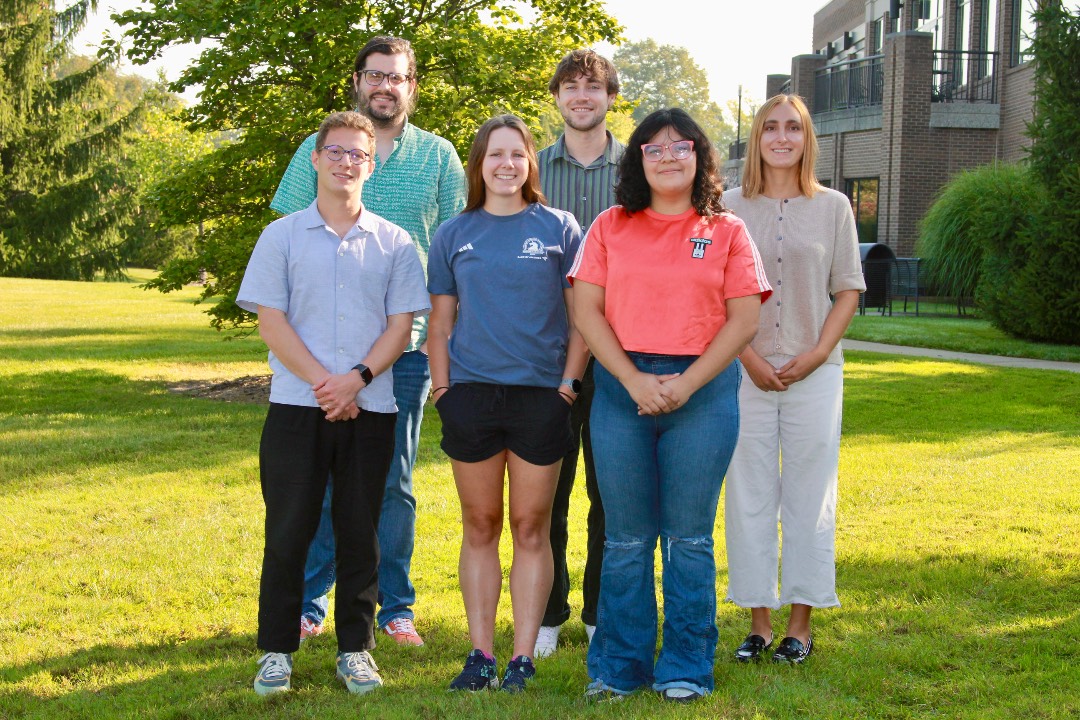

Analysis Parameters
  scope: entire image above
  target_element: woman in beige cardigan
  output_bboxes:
[722,94,866,664]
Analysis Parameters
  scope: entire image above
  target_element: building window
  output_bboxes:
[955,0,969,52]
[980,0,999,53]
[969,0,1000,81]
[845,178,879,243]
[1012,0,1038,66]
[917,0,946,51]
[871,17,884,53]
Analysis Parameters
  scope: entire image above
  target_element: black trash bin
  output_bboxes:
[859,243,896,315]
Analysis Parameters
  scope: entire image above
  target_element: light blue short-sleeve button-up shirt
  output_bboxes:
[237,202,431,413]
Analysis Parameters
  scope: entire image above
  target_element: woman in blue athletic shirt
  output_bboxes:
[427,114,588,693]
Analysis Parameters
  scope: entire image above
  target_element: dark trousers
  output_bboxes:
[257,403,395,653]
[543,359,605,627]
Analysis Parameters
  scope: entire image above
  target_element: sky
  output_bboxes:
[74,0,820,108]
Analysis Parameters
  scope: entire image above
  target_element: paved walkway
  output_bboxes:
[844,340,1080,374]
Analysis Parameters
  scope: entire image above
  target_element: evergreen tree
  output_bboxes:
[1,1,144,279]
[976,1,1080,343]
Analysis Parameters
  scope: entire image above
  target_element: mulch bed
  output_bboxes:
[167,375,270,404]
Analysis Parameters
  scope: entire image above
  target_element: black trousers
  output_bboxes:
[543,358,606,627]
[257,403,395,653]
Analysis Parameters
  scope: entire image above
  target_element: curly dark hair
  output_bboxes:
[615,108,726,218]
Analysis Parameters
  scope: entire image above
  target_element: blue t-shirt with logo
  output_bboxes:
[427,203,582,387]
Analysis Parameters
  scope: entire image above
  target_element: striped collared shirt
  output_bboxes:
[538,132,625,233]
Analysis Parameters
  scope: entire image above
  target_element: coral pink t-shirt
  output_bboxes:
[568,206,772,356]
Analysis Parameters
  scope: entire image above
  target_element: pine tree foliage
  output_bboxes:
[977,2,1080,343]
[0,0,145,279]
[120,0,622,330]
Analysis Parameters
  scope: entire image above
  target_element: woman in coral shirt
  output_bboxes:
[570,107,770,702]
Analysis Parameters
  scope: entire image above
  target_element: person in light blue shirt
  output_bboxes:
[269,36,466,647]
[239,111,430,696]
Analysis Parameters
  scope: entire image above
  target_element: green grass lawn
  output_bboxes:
[846,306,1080,363]
[2,275,1078,719]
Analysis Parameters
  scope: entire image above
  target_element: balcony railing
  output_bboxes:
[813,55,884,114]
[932,50,999,103]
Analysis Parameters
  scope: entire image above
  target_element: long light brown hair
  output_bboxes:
[740,94,823,199]
[464,115,546,212]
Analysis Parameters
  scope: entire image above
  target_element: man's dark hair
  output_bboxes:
[353,36,417,80]
[548,49,619,95]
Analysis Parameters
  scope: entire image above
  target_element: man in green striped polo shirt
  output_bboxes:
[534,49,624,660]
[269,35,466,650]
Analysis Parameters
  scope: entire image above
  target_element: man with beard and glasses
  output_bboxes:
[271,35,466,650]
[532,49,624,660]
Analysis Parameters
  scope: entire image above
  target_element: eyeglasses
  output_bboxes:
[319,145,372,164]
[359,69,412,87]
[640,140,695,162]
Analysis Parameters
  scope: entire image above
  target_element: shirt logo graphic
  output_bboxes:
[522,238,546,255]
[518,237,548,261]
[457,242,474,254]
[689,237,712,259]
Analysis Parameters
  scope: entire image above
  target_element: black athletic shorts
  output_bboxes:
[435,383,573,466]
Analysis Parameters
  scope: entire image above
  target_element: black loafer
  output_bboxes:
[771,635,813,664]
[733,633,774,663]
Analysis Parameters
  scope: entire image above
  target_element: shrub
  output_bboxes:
[978,2,1080,344]
[916,163,1037,300]
[978,165,1080,343]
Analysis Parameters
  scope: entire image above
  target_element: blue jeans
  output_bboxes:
[302,350,431,628]
[587,354,741,696]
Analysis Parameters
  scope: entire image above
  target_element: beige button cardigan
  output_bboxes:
[722,187,866,365]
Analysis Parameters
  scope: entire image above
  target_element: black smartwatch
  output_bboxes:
[352,363,374,386]
[560,377,582,394]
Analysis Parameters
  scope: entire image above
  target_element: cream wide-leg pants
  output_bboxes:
[724,358,844,609]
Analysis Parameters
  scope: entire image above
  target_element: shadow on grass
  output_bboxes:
[0,369,265,491]
[2,553,1078,719]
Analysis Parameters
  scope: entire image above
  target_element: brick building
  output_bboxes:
[728,0,1047,256]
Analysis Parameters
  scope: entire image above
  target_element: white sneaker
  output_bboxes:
[253,652,291,695]
[585,623,596,643]
[533,624,561,658]
[337,650,382,694]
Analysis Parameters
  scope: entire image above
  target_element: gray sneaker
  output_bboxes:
[336,650,383,694]
[253,652,291,696]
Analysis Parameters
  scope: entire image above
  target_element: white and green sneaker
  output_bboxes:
[336,650,382,695]
[253,652,292,696]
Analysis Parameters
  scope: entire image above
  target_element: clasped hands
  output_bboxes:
[626,372,689,416]
[745,350,825,392]
[313,372,362,421]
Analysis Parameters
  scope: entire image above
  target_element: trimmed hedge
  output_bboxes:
[917,163,1037,301]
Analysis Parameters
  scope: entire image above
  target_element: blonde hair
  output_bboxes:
[740,94,823,199]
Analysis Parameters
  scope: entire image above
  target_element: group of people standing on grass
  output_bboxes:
[236,35,866,702]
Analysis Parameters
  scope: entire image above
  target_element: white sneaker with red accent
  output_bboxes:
[382,617,424,646]
[299,616,324,643]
